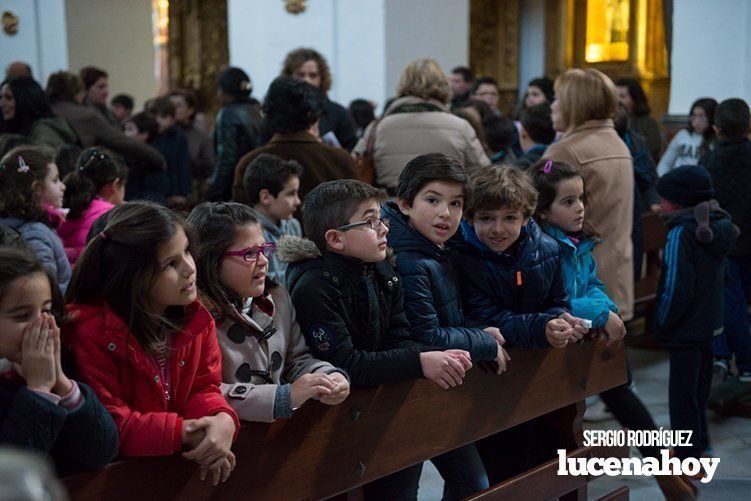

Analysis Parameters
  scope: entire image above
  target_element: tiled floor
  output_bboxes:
[417,347,751,500]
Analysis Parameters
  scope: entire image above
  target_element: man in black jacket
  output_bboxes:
[700,98,751,382]
[655,165,738,463]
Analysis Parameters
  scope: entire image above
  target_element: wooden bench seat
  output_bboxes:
[63,339,628,500]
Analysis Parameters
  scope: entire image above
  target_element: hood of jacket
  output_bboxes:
[542,224,600,256]
[661,200,739,258]
[32,116,78,143]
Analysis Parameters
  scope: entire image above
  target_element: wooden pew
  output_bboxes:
[63,339,627,500]
[629,211,668,345]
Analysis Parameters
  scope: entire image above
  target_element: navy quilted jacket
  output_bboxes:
[454,219,571,349]
[383,202,498,361]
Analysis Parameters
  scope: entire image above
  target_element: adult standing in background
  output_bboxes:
[79,66,118,126]
[544,68,634,321]
[47,71,165,172]
[0,77,77,151]
[206,67,262,201]
[449,66,474,108]
[170,88,215,201]
[616,78,664,162]
[354,58,489,193]
[232,76,356,207]
[281,48,357,151]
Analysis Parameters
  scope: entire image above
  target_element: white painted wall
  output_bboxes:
[383,0,469,107]
[518,0,546,99]
[0,0,68,84]
[669,0,751,113]
[228,0,468,112]
[65,0,156,110]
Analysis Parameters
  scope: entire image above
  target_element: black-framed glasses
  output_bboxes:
[336,217,389,232]
[223,242,276,262]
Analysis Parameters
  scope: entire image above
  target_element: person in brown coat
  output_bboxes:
[233,77,356,207]
[544,68,634,321]
[46,71,165,172]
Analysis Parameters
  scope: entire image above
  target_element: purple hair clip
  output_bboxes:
[543,160,553,174]
[17,156,30,174]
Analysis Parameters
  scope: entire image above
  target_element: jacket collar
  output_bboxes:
[384,96,449,116]
[68,300,212,356]
[564,119,615,138]
[382,202,446,260]
[255,210,282,238]
[268,130,319,145]
[542,224,598,254]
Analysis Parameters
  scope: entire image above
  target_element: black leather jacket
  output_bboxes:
[208,99,261,201]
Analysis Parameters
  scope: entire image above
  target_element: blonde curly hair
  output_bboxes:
[396,58,452,105]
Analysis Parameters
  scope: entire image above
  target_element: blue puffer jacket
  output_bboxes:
[0,217,71,292]
[542,224,617,329]
[454,218,570,349]
[382,202,498,361]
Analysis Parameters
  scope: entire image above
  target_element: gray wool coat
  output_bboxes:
[217,284,346,423]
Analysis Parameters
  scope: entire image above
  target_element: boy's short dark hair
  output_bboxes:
[484,115,516,152]
[466,164,537,220]
[126,112,158,141]
[303,180,387,252]
[146,96,176,118]
[714,98,751,140]
[243,153,304,205]
[451,66,474,83]
[110,93,134,111]
[396,153,469,206]
[520,103,555,145]
[470,76,499,95]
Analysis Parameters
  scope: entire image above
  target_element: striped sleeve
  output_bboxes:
[656,226,694,330]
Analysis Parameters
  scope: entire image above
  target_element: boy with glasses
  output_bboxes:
[281,179,473,499]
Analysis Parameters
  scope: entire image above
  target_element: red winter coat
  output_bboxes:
[64,300,239,457]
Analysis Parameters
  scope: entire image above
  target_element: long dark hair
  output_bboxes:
[0,247,64,324]
[0,145,54,224]
[530,159,598,240]
[0,77,55,135]
[65,202,195,355]
[687,97,717,155]
[63,147,127,220]
[187,202,266,319]
[615,78,650,117]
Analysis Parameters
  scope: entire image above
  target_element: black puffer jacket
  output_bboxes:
[454,219,570,349]
[701,138,751,255]
[281,236,426,387]
[382,202,498,361]
[655,202,738,347]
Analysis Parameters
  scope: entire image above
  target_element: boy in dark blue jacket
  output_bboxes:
[655,165,737,462]
[384,153,509,499]
[149,97,192,207]
[455,164,588,349]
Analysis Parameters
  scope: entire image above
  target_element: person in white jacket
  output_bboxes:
[657,98,717,177]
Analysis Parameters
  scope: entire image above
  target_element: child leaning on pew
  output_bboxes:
[383,153,514,499]
[64,202,239,486]
[280,179,473,500]
[454,163,589,349]
[188,202,349,423]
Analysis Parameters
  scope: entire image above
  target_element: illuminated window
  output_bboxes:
[585,0,630,63]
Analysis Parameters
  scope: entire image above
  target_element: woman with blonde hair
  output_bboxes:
[354,58,488,192]
[544,68,634,320]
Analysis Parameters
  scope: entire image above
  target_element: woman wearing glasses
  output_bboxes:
[188,202,350,423]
